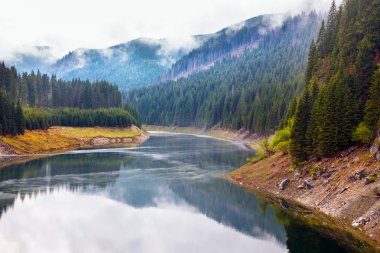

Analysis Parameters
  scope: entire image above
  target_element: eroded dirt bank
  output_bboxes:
[0,125,149,167]
[228,145,380,251]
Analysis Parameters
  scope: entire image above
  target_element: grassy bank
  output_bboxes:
[0,125,148,156]
[228,145,380,250]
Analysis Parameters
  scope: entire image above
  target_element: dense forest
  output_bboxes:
[163,14,278,80]
[0,62,121,108]
[287,0,380,163]
[128,12,321,134]
[0,63,140,136]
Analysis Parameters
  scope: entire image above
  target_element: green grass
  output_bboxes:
[58,127,140,138]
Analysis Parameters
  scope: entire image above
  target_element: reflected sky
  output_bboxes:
[0,189,286,253]
[0,134,350,253]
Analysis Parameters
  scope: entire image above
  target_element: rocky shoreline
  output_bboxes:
[228,145,380,251]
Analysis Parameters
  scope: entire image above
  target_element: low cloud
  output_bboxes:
[0,0,342,67]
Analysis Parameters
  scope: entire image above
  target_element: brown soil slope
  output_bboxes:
[228,145,380,247]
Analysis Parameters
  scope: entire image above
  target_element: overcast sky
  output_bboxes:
[0,0,340,62]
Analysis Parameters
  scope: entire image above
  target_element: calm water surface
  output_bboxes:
[0,133,350,253]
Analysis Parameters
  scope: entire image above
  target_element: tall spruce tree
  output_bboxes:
[289,90,312,163]
[364,65,380,133]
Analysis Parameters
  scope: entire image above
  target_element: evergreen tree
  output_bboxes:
[289,90,312,163]
[364,65,380,133]
[15,101,25,134]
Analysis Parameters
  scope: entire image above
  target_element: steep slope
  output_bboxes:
[163,14,285,81]
[288,0,380,163]
[49,37,204,90]
[128,12,322,134]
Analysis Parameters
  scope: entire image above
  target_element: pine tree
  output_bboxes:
[305,40,317,84]
[324,0,338,54]
[316,20,326,55]
[289,90,312,163]
[15,101,25,134]
[364,65,380,133]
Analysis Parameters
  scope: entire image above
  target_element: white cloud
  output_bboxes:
[0,0,341,63]
[0,190,287,253]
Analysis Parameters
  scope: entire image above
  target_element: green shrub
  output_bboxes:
[276,141,290,155]
[352,123,374,144]
[247,150,268,164]
[269,127,291,150]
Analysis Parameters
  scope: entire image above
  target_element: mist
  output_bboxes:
[0,0,342,64]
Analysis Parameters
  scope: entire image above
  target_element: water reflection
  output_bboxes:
[0,134,351,253]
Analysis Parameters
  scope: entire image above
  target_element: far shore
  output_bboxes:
[144,125,263,150]
[0,125,149,168]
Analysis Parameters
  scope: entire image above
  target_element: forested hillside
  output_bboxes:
[128,12,321,134]
[163,14,281,80]
[288,0,380,163]
[0,63,140,136]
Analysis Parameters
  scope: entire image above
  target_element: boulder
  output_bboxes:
[352,217,367,228]
[365,175,377,185]
[304,178,314,189]
[278,179,289,191]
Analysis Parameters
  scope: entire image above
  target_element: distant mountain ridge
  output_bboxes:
[163,14,284,81]
[5,13,308,90]
[49,37,206,90]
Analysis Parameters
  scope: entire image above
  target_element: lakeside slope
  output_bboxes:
[228,145,380,249]
[0,125,149,158]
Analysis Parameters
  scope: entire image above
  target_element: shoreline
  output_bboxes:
[227,174,379,253]
[144,125,263,150]
[2,125,378,250]
[0,125,149,168]
[227,148,380,251]
[146,125,380,251]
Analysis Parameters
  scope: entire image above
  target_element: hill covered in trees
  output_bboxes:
[287,0,380,163]
[128,12,322,134]
[163,14,284,81]
[0,63,140,136]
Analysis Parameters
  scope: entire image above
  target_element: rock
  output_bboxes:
[294,170,301,178]
[365,176,377,185]
[323,179,330,186]
[376,152,380,161]
[352,217,367,228]
[278,179,289,190]
[304,178,314,189]
[370,144,379,154]
[297,184,305,190]
[348,169,366,182]
[339,187,349,194]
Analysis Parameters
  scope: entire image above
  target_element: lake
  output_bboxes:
[0,133,351,253]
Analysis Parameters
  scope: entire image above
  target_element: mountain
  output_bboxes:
[128,11,322,134]
[49,37,205,90]
[163,14,285,81]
